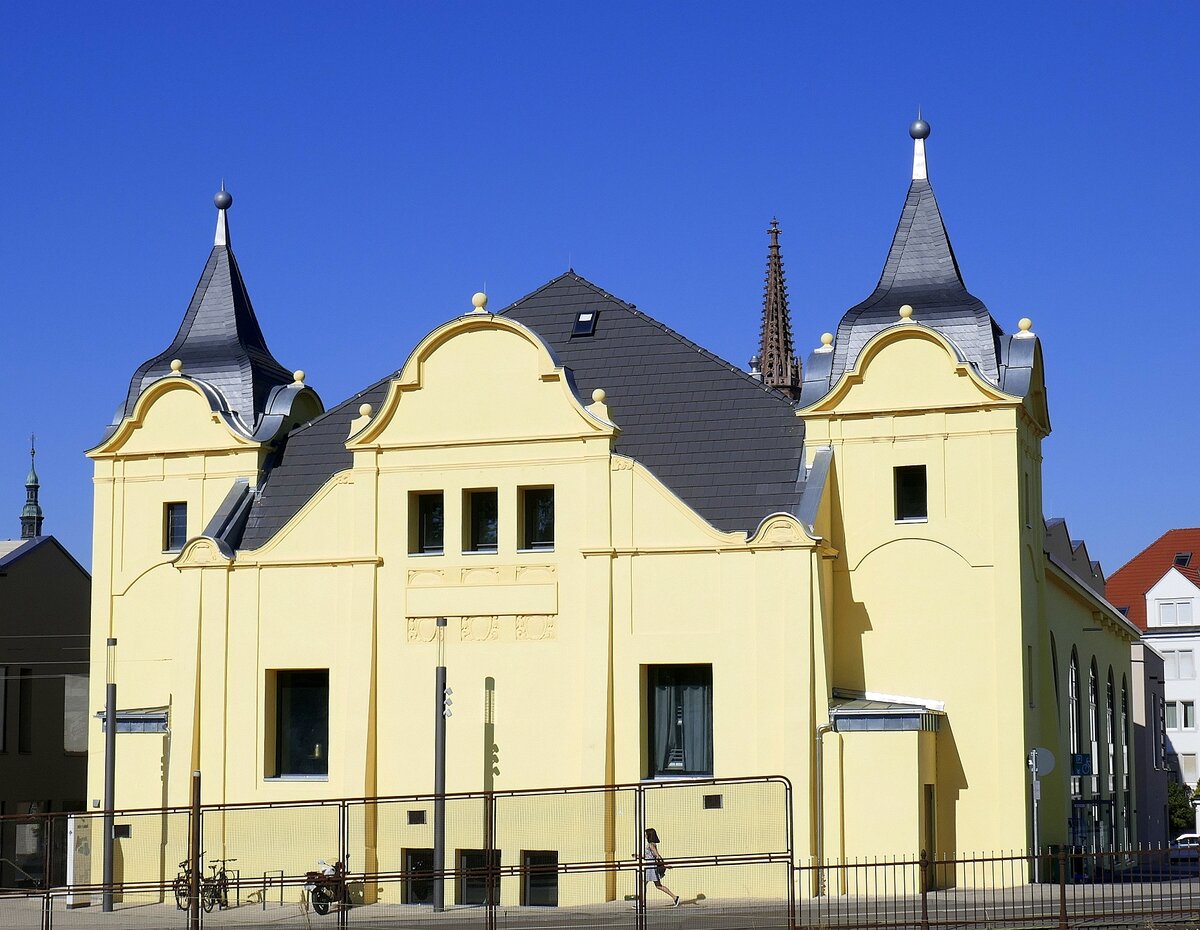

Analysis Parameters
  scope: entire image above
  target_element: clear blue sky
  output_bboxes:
[1,2,1196,574]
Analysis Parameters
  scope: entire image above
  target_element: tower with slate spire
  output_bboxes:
[756,219,801,399]
[20,434,43,539]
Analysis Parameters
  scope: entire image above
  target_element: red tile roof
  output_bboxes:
[1106,528,1200,630]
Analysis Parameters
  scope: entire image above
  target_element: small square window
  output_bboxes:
[164,502,188,551]
[407,809,427,826]
[520,487,554,550]
[894,465,927,522]
[703,794,723,810]
[410,492,444,555]
[466,490,498,553]
[1176,553,1193,568]
[571,311,599,337]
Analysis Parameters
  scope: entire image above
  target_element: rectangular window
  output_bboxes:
[456,849,500,906]
[893,465,928,522]
[571,310,599,337]
[647,664,714,778]
[521,850,558,906]
[18,669,32,753]
[1167,702,1179,730]
[1186,754,1199,785]
[1186,702,1196,730]
[1183,652,1196,679]
[0,666,7,752]
[1165,650,1197,680]
[411,492,444,555]
[63,675,88,754]
[1158,600,1196,626]
[466,490,498,553]
[403,848,434,905]
[268,670,329,777]
[520,487,554,551]
[164,502,188,551]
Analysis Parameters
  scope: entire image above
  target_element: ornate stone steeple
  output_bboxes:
[756,219,800,399]
[20,434,43,539]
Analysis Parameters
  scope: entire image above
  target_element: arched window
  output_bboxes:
[1107,669,1116,793]
[1089,661,1100,751]
[1050,633,1060,717]
[1121,675,1131,849]
[1069,651,1080,754]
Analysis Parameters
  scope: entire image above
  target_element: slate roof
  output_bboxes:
[1107,528,1200,630]
[807,175,1003,401]
[239,272,808,550]
[114,228,294,434]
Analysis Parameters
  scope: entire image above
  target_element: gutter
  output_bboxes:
[814,722,834,895]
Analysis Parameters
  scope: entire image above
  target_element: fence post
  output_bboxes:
[919,848,929,930]
[635,784,646,930]
[485,791,496,930]
[1057,846,1067,930]
[337,801,348,930]
[189,771,201,930]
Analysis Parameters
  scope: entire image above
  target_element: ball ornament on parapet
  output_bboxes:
[214,189,233,210]
[909,119,931,140]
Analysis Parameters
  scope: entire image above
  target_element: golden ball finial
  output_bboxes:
[591,388,607,404]
[292,370,305,385]
[359,403,373,418]
[898,305,914,321]
[170,359,183,375]
[472,292,488,313]
[820,332,833,347]
[1018,317,1033,333]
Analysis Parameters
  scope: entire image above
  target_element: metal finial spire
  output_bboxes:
[213,184,233,247]
[909,113,930,181]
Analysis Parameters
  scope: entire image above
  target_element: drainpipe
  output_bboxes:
[814,722,834,895]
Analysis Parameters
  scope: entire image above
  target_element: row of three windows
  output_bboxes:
[413,488,554,555]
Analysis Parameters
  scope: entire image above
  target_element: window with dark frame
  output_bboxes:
[403,848,434,904]
[1177,552,1193,568]
[520,487,554,550]
[893,465,927,522]
[271,670,329,777]
[0,666,7,752]
[571,310,599,337]
[466,490,498,552]
[521,850,558,906]
[414,493,444,554]
[647,664,714,778]
[456,849,500,906]
[164,502,188,551]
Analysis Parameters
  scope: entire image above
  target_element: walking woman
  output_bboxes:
[641,828,680,907]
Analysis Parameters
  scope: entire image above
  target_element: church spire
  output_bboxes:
[20,433,43,539]
[757,219,800,399]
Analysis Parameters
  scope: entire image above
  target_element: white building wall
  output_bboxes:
[1146,569,1200,787]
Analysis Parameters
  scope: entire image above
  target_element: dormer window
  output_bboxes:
[571,311,599,337]
[1176,552,1193,568]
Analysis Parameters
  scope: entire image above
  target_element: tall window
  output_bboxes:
[63,674,88,754]
[411,492,444,554]
[647,664,713,778]
[1121,677,1130,783]
[456,850,500,906]
[893,465,927,522]
[1159,696,1168,768]
[164,502,188,551]
[520,487,554,551]
[270,670,329,777]
[1068,653,1080,754]
[0,666,7,752]
[466,490,498,553]
[1106,671,1116,793]
[521,851,558,906]
[18,668,32,753]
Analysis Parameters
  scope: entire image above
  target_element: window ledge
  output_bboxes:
[517,548,555,555]
[264,775,329,782]
[464,549,499,556]
[642,774,715,782]
[894,518,928,525]
[408,550,445,558]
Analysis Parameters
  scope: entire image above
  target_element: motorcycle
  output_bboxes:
[305,858,349,915]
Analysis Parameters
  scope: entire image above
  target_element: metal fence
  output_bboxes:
[0,775,794,929]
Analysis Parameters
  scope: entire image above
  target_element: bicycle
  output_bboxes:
[173,852,204,910]
[201,857,237,912]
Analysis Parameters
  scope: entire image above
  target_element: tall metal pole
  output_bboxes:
[102,638,117,913]
[433,617,448,912]
[189,771,201,930]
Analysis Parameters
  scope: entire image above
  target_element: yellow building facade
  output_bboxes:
[86,123,1138,899]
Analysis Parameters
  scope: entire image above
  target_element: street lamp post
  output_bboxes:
[433,617,452,912]
[102,637,117,912]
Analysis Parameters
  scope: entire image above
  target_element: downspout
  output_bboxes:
[815,722,834,895]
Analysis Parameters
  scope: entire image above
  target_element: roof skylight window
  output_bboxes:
[1176,553,1193,568]
[571,310,599,337]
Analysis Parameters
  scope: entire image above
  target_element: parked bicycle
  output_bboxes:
[201,857,237,912]
[305,858,349,915]
[173,852,204,910]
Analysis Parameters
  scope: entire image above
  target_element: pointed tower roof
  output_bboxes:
[20,433,43,539]
[116,188,294,431]
[825,118,1001,386]
[757,219,801,399]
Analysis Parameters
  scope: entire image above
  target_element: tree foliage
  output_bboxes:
[1168,780,1194,835]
